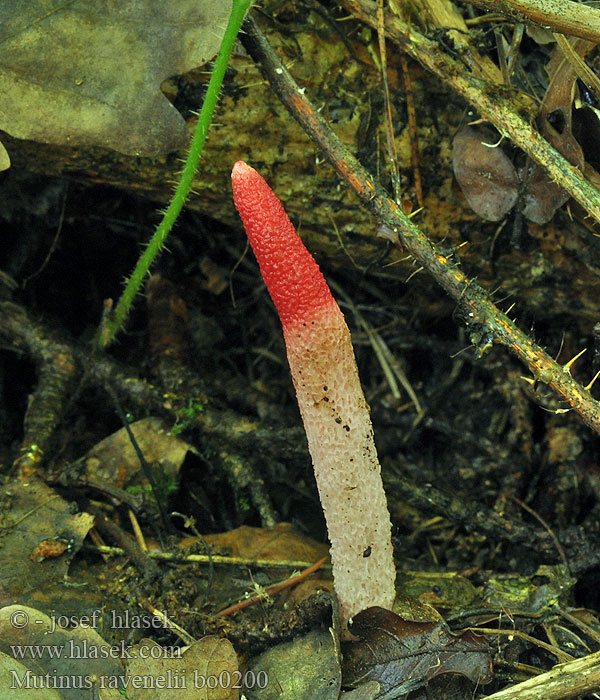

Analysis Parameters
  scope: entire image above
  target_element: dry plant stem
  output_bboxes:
[400,53,424,208]
[463,0,600,44]
[86,544,328,570]
[418,0,503,83]
[479,649,600,700]
[128,508,148,552]
[139,599,196,646]
[88,504,160,580]
[474,628,574,663]
[338,0,600,225]
[216,555,328,617]
[376,0,401,202]
[560,609,600,645]
[240,16,600,434]
[554,33,600,104]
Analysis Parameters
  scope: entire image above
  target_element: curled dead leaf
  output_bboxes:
[453,126,572,224]
[342,606,493,698]
[453,127,519,222]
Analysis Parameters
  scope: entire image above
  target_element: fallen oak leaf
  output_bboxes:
[341,606,493,699]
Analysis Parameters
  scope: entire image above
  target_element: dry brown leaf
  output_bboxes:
[201,523,330,564]
[519,165,570,225]
[453,126,518,222]
[84,416,196,490]
[0,479,93,604]
[539,38,588,173]
[0,0,232,156]
[342,607,493,699]
[453,126,573,224]
[0,604,124,700]
[127,637,239,700]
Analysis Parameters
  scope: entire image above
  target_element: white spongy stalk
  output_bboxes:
[283,303,396,633]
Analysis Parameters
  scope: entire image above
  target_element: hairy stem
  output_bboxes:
[98,0,253,349]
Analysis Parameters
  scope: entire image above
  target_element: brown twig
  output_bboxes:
[399,53,424,208]
[240,15,600,435]
[87,504,161,580]
[216,555,328,617]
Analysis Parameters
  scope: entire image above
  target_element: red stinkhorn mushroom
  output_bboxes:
[231,161,396,633]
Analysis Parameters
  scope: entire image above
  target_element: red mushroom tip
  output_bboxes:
[231,161,336,327]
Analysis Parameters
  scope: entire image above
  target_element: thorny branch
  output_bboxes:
[4,302,600,573]
[240,14,600,434]
[340,0,600,224]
